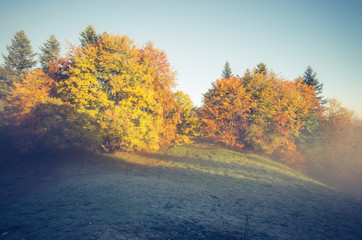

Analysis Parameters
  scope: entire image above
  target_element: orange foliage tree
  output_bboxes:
[138,42,180,148]
[6,70,55,152]
[7,70,55,121]
[200,65,320,167]
[7,70,102,152]
[200,77,252,148]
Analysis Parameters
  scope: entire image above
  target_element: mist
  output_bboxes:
[305,105,362,199]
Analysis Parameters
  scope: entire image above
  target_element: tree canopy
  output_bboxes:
[4,32,198,153]
[201,63,320,167]
[0,28,360,175]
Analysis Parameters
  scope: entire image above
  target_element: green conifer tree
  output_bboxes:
[254,63,267,75]
[39,34,61,71]
[80,25,100,47]
[0,30,36,100]
[222,61,233,78]
[243,69,252,84]
[302,66,325,104]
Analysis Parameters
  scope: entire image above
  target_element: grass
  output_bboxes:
[0,142,362,239]
[112,142,324,187]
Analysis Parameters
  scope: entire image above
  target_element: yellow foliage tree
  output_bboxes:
[175,91,200,145]
[139,42,180,148]
[57,34,170,152]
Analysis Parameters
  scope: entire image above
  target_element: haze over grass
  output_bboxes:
[2,142,360,239]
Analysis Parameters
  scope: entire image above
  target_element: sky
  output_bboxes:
[0,0,361,116]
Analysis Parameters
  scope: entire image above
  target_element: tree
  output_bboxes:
[242,71,318,167]
[200,77,252,148]
[306,99,362,194]
[253,62,267,75]
[7,70,55,121]
[139,42,179,148]
[39,34,61,71]
[2,30,36,71]
[302,66,325,104]
[174,91,200,144]
[296,66,326,155]
[6,69,104,153]
[243,68,252,84]
[80,25,100,47]
[57,34,163,152]
[200,65,320,167]
[222,61,233,78]
[0,30,36,100]
[4,30,201,154]
[9,99,102,153]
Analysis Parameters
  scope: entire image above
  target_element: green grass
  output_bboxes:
[110,142,325,187]
[1,142,361,239]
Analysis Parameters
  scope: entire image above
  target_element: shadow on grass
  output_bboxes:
[0,143,329,204]
[1,147,362,240]
[132,150,318,189]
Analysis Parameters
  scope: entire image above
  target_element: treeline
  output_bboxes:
[0,26,199,153]
[201,63,321,167]
[0,26,361,187]
[204,62,361,195]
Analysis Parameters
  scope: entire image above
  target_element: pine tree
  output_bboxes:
[302,66,325,104]
[80,25,100,47]
[39,34,61,71]
[2,30,36,71]
[0,30,36,100]
[254,63,267,75]
[243,69,252,84]
[222,61,233,78]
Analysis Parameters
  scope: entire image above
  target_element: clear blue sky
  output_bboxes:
[1,0,361,116]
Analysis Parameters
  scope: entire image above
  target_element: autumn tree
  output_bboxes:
[201,77,252,148]
[39,34,61,71]
[222,61,233,78]
[7,70,55,120]
[138,42,179,147]
[45,42,77,83]
[174,91,200,144]
[57,34,167,152]
[200,64,320,167]
[242,67,319,166]
[80,25,100,47]
[5,69,102,152]
[3,30,197,153]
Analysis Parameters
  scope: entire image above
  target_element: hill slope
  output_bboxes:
[1,143,362,239]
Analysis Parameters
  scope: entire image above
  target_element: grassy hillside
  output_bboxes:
[1,143,361,239]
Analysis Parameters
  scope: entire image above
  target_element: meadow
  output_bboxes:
[1,142,361,239]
